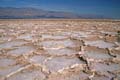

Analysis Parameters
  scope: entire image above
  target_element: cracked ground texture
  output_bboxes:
[0,19,120,80]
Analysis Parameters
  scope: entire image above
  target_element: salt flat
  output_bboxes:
[0,19,120,80]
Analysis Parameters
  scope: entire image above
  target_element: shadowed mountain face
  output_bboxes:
[0,7,105,19]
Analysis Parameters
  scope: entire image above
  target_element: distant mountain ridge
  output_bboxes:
[0,7,106,19]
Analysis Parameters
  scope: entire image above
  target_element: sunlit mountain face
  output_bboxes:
[0,0,120,19]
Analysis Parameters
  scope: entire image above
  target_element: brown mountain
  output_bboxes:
[0,7,105,19]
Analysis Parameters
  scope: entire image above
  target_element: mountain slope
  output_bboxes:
[0,7,105,19]
[0,7,80,19]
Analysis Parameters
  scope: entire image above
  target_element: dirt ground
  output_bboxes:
[0,19,120,80]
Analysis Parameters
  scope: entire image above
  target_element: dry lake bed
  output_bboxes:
[0,19,120,80]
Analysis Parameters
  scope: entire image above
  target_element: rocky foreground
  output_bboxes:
[0,19,120,80]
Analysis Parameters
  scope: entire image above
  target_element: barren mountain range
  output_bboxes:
[0,7,106,19]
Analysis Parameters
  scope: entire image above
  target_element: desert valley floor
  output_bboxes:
[0,19,120,80]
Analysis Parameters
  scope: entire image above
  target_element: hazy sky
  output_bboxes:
[0,0,120,19]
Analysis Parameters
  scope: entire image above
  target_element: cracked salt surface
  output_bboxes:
[0,65,23,78]
[45,57,85,72]
[30,55,47,64]
[7,46,35,56]
[93,62,120,73]
[0,20,120,80]
[0,57,23,78]
[45,48,76,55]
[85,50,112,60]
[85,40,115,48]
[0,57,15,66]
[48,71,89,80]
[100,31,117,35]
[0,40,27,49]
[41,39,78,49]
[42,34,68,40]
[17,34,33,41]
[71,31,91,38]
[7,68,45,80]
